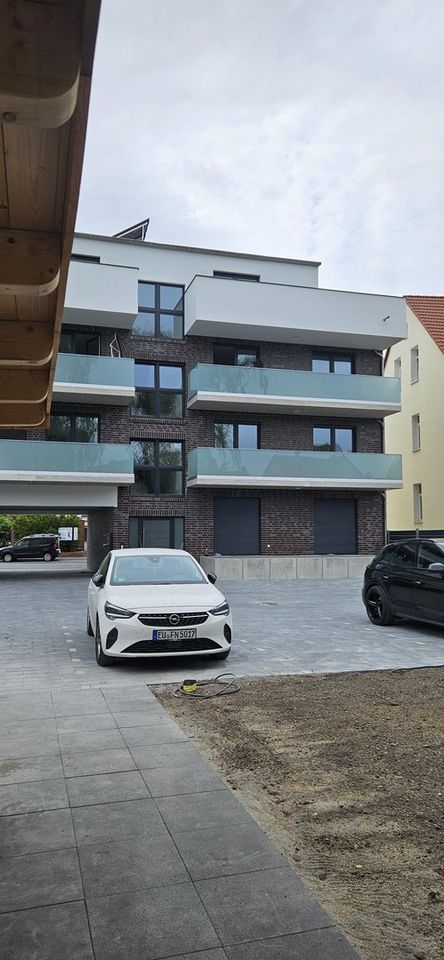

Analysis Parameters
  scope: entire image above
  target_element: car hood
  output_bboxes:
[105,582,226,612]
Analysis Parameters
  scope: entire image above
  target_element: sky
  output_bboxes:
[76,0,444,296]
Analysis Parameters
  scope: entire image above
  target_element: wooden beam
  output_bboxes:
[0,320,53,366]
[0,369,48,403]
[0,1,82,128]
[0,401,48,428]
[0,229,60,295]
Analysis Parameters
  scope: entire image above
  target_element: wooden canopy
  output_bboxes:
[0,0,101,428]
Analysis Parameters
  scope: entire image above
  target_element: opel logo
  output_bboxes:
[169,614,180,626]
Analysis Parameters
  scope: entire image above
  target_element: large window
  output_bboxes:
[312,352,354,375]
[132,363,183,418]
[131,440,184,496]
[413,483,423,524]
[59,331,101,355]
[313,426,355,452]
[128,517,184,549]
[214,422,259,449]
[213,343,259,367]
[134,282,184,339]
[47,414,99,443]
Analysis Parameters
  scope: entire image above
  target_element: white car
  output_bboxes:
[87,548,232,666]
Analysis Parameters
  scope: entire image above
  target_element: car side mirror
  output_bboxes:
[92,573,105,587]
[428,562,444,575]
[207,572,217,584]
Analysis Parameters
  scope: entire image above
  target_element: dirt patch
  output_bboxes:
[154,667,444,960]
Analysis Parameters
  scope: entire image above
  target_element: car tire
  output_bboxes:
[212,649,231,660]
[95,618,114,667]
[43,552,53,562]
[87,611,94,637]
[2,553,13,563]
[364,585,395,626]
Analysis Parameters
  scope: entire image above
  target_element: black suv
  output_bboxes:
[0,534,60,563]
[363,539,444,627]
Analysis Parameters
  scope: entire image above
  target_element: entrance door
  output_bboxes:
[314,499,357,554]
[214,497,260,555]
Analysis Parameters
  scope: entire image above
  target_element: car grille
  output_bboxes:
[138,612,208,626]
[122,638,221,654]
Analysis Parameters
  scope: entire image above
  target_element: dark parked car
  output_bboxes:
[0,534,60,563]
[363,539,444,627]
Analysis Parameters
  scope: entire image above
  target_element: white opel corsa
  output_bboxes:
[87,548,232,667]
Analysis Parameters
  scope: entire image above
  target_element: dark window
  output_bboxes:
[131,440,184,496]
[128,517,184,549]
[391,542,417,568]
[215,422,259,449]
[418,541,444,569]
[313,426,355,452]
[312,352,354,375]
[213,343,259,367]
[213,270,260,282]
[59,331,101,355]
[47,414,99,443]
[0,430,26,439]
[70,254,100,263]
[97,553,111,578]
[134,282,184,339]
[132,363,183,419]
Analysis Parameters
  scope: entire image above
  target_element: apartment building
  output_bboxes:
[385,296,444,539]
[0,233,406,570]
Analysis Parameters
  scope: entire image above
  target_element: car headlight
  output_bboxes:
[104,601,136,620]
[209,600,230,617]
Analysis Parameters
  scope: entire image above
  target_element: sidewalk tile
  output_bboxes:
[0,779,68,816]
[130,742,201,769]
[72,797,166,845]
[79,833,189,897]
[62,747,135,777]
[0,900,94,960]
[224,928,360,958]
[120,721,187,747]
[156,790,252,835]
[174,821,285,880]
[142,760,226,798]
[0,848,82,913]
[0,808,74,857]
[67,770,150,807]
[58,729,125,754]
[0,755,63,785]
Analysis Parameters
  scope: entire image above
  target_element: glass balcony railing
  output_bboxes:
[188,447,402,489]
[0,439,134,480]
[188,364,400,416]
[54,354,135,404]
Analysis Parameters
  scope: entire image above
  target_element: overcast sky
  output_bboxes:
[76,0,444,295]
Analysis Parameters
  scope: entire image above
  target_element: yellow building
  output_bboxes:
[385,297,444,537]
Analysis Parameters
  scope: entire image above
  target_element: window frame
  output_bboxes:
[134,281,184,340]
[412,413,421,452]
[131,439,185,497]
[214,421,260,449]
[59,330,101,356]
[46,413,100,443]
[312,351,355,375]
[128,516,185,549]
[312,425,356,453]
[132,362,184,420]
[410,345,420,383]
[413,483,423,524]
[213,342,260,367]
[393,357,401,379]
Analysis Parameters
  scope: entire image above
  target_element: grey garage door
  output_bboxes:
[214,497,260,555]
[314,499,357,554]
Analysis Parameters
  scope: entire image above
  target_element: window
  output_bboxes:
[214,422,259,449]
[411,346,420,383]
[59,331,101,355]
[213,343,259,367]
[131,440,184,496]
[413,483,423,523]
[213,270,260,282]
[132,363,183,419]
[134,282,184,339]
[392,542,417,568]
[312,352,354,375]
[97,553,111,579]
[412,414,421,451]
[70,253,100,263]
[0,430,26,439]
[418,541,444,569]
[128,517,184,549]
[313,426,355,452]
[394,357,401,379]
[47,414,99,443]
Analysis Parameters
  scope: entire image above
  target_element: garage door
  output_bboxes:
[214,497,260,555]
[314,499,357,554]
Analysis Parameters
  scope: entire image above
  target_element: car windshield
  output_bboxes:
[110,554,206,586]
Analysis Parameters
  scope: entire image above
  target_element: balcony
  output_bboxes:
[188,364,401,418]
[63,259,139,328]
[185,276,406,350]
[187,447,402,490]
[54,354,135,405]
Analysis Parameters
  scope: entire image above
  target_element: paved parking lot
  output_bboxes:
[0,566,442,692]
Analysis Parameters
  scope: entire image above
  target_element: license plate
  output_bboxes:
[152,628,197,641]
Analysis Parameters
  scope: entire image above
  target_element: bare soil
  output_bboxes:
[155,667,444,960]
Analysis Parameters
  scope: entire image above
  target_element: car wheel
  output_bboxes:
[212,649,231,660]
[365,585,395,626]
[86,611,94,637]
[95,618,114,666]
[2,553,13,563]
[43,552,53,562]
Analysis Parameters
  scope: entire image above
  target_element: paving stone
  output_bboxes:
[112,708,168,727]
[0,848,82,913]
[78,833,189,897]
[67,771,150,807]
[141,760,226,798]
[0,808,75,857]
[0,778,68,815]
[87,883,220,960]
[165,953,227,960]
[0,900,94,960]
[62,747,136,778]
[0,734,60,761]
[72,798,166,845]
[58,729,125,754]
[195,867,333,945]
[174,821,285,880]
[0,755,64,785]
[103,697,158,712]
[224,928,360,959]
[129,742,201,770]
[1,717,57,740]
[55,713,117,734]
[120,721,187,747]
[156,790,253,836]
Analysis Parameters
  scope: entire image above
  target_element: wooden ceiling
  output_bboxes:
[0,0,101,428]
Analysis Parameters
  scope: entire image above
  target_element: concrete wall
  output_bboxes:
[200,554,373,581]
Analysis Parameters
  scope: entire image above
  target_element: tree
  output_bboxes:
[0,515,12,545]
[14,514,80,539]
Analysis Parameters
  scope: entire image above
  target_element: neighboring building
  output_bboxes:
[0,233,406,569]
[385,296,444,540]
